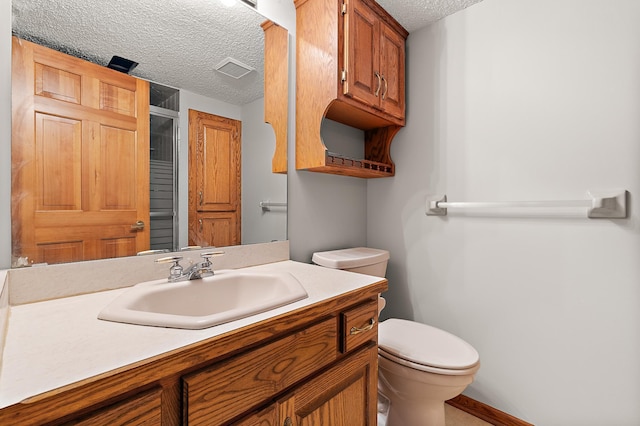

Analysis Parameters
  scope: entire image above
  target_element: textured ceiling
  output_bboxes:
[11,0,483,106]
[378,0,483,32]
[11,0,266,105]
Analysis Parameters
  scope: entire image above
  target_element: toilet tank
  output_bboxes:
[312,247,389,278]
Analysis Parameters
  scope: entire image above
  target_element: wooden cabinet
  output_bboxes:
[295,0,408,178]
[262,20,289,174]
[0,280,387,425]
[188,109,241,247]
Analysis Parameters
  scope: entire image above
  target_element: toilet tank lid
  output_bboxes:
[312,247,390,269]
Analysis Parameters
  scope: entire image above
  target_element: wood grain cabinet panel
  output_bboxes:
[61,387,162,426]
[262,20,289,174]
[183,318,338,426]
[341,299,379,353]
[278,344,378,426]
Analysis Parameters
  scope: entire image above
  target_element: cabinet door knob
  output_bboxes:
[199,191,203,205]
[198,219,203,232]
[374,72,382,97]
[284,417,293,426]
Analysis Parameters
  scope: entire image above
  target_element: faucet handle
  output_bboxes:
[155,255,184,281]
[200,251,225,267]
[200,251,225,259]
[155,255,184,264]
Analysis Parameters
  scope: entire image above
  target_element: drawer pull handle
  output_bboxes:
[350,318,376,335]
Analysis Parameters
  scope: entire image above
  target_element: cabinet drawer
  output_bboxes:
[183,318,337,425]
[63,387,162,426]
[341,299,378,353]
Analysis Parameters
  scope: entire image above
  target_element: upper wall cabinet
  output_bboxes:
[295,0,408,178]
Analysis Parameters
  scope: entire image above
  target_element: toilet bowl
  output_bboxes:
[312,247,480,426]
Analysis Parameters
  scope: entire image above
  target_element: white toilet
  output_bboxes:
[312,247,480,426]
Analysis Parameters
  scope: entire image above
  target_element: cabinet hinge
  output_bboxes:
[341,69,347,83]
[342,1,347,15]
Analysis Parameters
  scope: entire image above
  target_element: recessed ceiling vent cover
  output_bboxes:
[107,56,138,74]
[214,57,255,79]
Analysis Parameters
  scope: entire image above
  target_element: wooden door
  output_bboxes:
[11,37,150,265]
[188,110,241,247]
[278,344,378,426]
[344,0,381,109]
[379,21,405,119]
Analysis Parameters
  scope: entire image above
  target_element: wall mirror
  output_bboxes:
[10,0,288,267]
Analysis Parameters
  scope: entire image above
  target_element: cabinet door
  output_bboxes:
[378,22,405,119]
[344,0,381,109]
[278,344,378,426]
[183,318,337,426]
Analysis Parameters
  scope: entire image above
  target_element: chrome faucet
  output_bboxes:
[155,251,225,282]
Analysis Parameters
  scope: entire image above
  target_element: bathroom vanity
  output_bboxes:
[0,259,386,425]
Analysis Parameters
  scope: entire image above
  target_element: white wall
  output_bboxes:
[1,0,11,269]
[241,97,287,244]
[368,0,640,424]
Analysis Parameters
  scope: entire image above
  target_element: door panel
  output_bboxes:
[12,36,150,264]
[190,213,238,248]
[99,125,138,209]
[35,113,83,210]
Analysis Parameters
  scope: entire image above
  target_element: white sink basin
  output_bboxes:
[98,270,308,329]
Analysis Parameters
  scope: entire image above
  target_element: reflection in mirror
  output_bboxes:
[10,0,287,267]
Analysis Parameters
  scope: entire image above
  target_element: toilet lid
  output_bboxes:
[379,319,479,370]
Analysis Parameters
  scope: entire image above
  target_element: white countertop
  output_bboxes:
[0,260,382,409]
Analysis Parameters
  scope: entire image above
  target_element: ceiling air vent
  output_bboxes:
[107,56,138,74]
[214,57,255,79]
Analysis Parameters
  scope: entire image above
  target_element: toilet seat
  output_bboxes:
[379,319,480,375]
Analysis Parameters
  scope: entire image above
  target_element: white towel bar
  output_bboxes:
[260,201,288,210]
[426,189,627,218]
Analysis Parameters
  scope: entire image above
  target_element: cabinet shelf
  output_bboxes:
[323,151,393,177]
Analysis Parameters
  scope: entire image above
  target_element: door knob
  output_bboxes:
[130,220,145,231]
